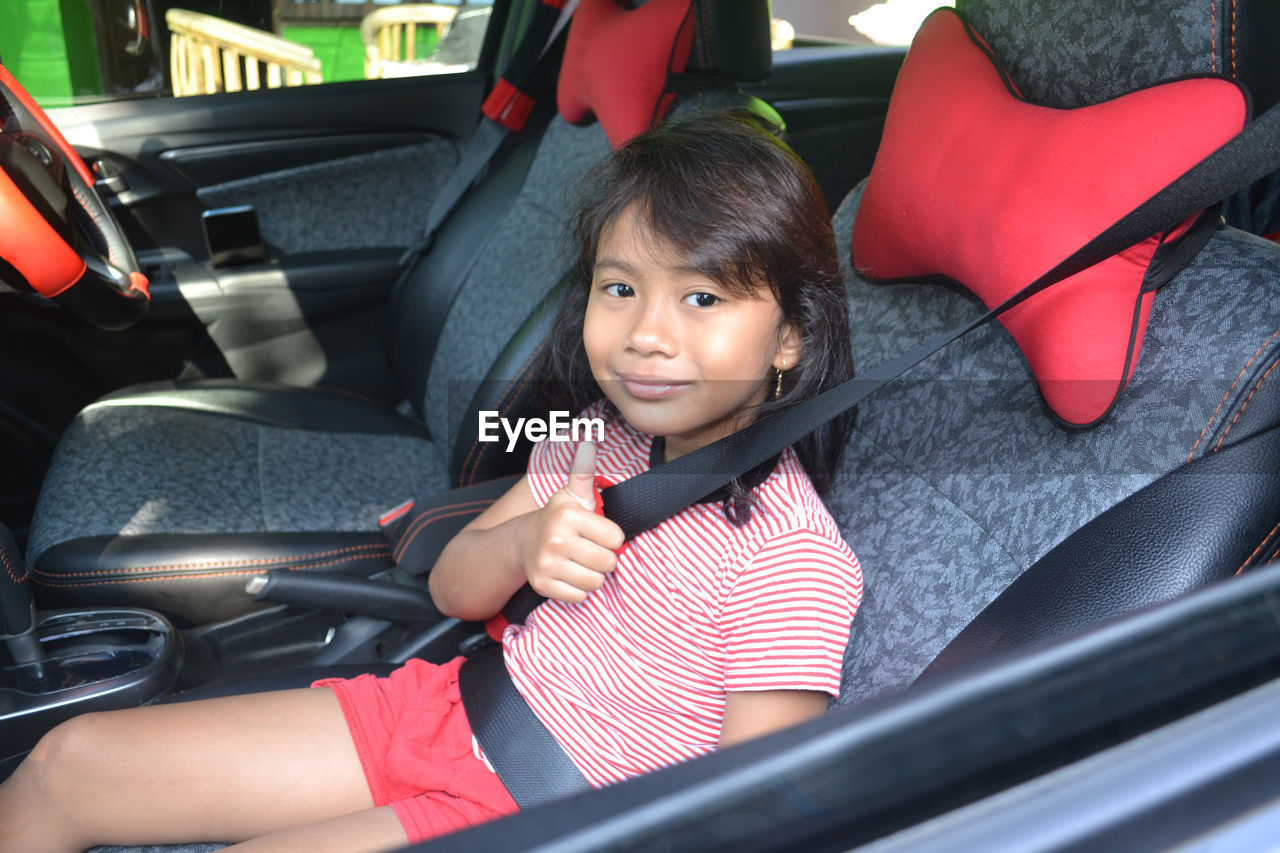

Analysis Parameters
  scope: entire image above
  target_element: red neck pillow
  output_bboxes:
[851,9,1247,427]
[557,0,695,149]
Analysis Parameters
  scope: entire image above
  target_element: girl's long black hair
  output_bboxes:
[536,109,855,524]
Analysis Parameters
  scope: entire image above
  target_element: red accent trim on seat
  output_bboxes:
[851,9,1247,426]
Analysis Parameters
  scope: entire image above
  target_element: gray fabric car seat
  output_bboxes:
[828,0,1280,705]
[25,0,775,625]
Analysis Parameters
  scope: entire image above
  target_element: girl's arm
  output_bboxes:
[718,690,830,749]
[429,442,624,621]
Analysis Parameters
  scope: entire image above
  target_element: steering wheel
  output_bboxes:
[0,66,148,330]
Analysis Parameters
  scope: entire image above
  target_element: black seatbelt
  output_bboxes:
[398,0,577,269]
[459,645,593,807]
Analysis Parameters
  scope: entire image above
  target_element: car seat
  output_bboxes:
[828,0,1280,704]
[23,0,774,626]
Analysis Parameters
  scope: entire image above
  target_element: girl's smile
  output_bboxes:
[584,204,801,462]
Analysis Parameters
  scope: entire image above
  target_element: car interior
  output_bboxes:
[2,0,1280,849]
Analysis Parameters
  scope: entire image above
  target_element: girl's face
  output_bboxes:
[584,204,801,462]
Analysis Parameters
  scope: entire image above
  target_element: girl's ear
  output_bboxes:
[774,322,802,371]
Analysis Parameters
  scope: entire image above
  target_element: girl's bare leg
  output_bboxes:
[226,805,408,853]
[0,687,408,853]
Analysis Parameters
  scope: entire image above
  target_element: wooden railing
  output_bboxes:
[166,8,323,96]
[360,4,457,79]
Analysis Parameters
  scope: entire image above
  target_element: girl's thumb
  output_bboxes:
[564,441,598,510]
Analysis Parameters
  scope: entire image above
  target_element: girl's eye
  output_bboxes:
[684,292,719,308]
[604,283,635,298]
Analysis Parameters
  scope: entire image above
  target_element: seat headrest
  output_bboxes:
[558,0,771,149]
[959,0,1280,113]
[851,9,1246,427]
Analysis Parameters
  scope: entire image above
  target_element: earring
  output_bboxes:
[774,367,784,399]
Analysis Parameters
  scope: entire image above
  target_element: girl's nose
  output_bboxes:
[626,300,677,357]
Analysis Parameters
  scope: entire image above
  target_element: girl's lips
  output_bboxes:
[620,376,689,400]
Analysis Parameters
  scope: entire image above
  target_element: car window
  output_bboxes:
[771,0,953,49]
[0,0,494,108]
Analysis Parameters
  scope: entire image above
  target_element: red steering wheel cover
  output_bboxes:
[0,167,86,298]
[0,65,149,326]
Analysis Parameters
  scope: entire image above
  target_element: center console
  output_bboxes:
[0,524,179,780]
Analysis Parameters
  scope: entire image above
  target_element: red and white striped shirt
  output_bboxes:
[503,400,863,788]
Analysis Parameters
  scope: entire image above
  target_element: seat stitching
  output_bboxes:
[1231,0,1237,76]
[1214,354,1280,452]
[30,552,392,586]
[36,544,389,578]
[1210,0,1217,73]
[70,184,122,269]
[2,546,28,584]
[394,507,493,563]
[392,499,496,562]
[394,498,493,545]
[1236,518,1280,575]
[461,346,542,484]
[1186,327,1280,462]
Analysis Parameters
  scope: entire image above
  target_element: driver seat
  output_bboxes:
[23,0,775,626]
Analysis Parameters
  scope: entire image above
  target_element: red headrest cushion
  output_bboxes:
[851,9,1247,426]
[557,0,695,149]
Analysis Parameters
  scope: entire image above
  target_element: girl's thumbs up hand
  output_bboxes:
[517,441,625,604]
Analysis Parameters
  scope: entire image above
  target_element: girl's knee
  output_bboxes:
[24,712,110,799]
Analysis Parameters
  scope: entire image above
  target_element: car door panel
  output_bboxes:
[30,72,489,390]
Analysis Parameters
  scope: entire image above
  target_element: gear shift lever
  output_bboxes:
[0,523,44,664]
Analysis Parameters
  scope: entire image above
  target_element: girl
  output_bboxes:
[0,110,862,853]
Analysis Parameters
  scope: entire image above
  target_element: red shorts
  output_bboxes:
[313,656,520,843]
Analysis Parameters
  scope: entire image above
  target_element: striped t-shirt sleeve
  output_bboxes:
[718,528,860,697]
